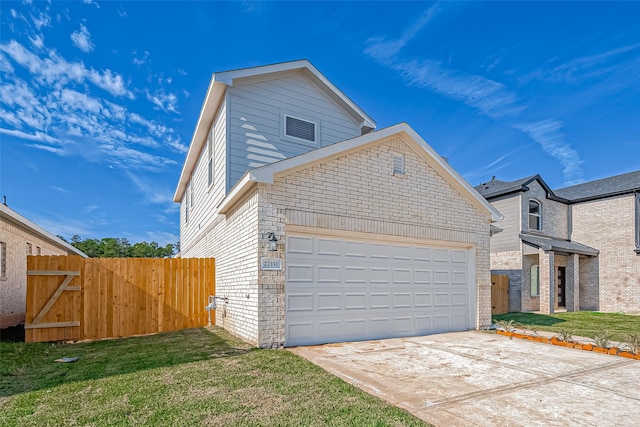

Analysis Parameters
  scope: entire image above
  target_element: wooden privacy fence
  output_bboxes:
[26,255,215,343]
[491,274,510,315]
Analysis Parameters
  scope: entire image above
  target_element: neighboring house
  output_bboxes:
[476,171,640,314]
[174,60,501,348]
[0,202,87,329]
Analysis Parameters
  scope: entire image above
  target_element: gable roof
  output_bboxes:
[554,170,640,202]
[0,203,88,257]
[475,175,558,200]
[218,123,502,222]
[174,59,377,202]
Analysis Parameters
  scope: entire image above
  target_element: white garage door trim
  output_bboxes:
[285,228,476,347]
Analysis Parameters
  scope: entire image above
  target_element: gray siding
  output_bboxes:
[226,74,362,190]
[489,195,521,252]
[181,101,227,254]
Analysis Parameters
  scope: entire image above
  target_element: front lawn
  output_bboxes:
[492,311,640,343]
[0,327,427,426]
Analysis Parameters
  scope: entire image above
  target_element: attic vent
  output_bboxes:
[393,154,405,176]
[285,115,316,142]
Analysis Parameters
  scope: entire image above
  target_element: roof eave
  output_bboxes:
[173,78,227,202]
[0,205,88,258]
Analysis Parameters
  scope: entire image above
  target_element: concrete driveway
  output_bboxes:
[290,331,640,426]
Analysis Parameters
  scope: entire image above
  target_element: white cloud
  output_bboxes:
[146,89,179,113]
[0,127,59,143]
[70,24,95,53]
[132,50,149,66]
[29,34,44,49]
[515,120,583,185]
[364,4,439,63]
[83,0,101,8]
[0,40,133,98]
[31,10,51,30]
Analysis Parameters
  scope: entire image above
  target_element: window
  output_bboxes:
[207,130,214,187]
[36,246,41,255]
[26,242,32,255]
[393,154,405,176]
[530,264,540,297]
[284,114,316,143]
[184,190,189,224]
[0,242,6,279]
[529,200,541,231]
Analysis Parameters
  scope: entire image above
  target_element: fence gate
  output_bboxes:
[491,274,510,315]
[26,255,215,343]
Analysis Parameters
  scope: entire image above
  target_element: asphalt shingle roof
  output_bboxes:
[554,170,640,201]
[475,176,537,198]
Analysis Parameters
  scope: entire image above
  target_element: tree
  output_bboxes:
[68,236,177,258]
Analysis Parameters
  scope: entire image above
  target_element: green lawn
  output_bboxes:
[492,311,640,343]
[0,327,428,427]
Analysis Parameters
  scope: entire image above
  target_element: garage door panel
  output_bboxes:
[415,293,431,307]
[345,241,367,257]
[371,293,391,308]
[288,264,314,282]
[371,268,390,283]
[434,293,450,306]
[452,293,468,306]
[288,236,314,254]
[285,233,472,346]
[393,293,412,308]
[414,269,431,284]
[317,293,342,311]
[317,267,341,284]
[317,238,341,255]
[345,267,367,282]
[345,293,367,309]
[452,271,467,285]
[414,247,431,261]
[392,268,411,283]
[433,249,450,262]
[287,294,313,311]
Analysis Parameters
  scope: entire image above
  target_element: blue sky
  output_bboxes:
[1,1,639,246]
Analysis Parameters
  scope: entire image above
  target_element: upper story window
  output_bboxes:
[529,200,541,231]
[184,186,190,224]
[284,114,317,145]
[207,130,214,188]
[26,242,32,255]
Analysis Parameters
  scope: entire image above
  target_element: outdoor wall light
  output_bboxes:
[267,232,278,251]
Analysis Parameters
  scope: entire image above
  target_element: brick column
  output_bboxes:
[539,248,555,314]
[566,253,580,312]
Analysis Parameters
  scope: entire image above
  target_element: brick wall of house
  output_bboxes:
[571,195,639,312]
[181,189,261,345]
[579,256,599,310]
[0,220,69,328]
[257,135,492,346]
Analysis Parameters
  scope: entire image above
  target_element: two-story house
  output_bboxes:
[173,60,501,347]
[476,171,640,314]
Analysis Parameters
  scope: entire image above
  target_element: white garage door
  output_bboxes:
[285,232,475,346]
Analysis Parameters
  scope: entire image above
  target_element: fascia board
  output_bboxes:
[0,204,88,257]
[173,78,227,202]
[399,125,503,223]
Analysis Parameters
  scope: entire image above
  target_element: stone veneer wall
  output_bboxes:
[256,136,492,347]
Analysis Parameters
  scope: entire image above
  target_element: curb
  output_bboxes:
[496,330,640,360]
